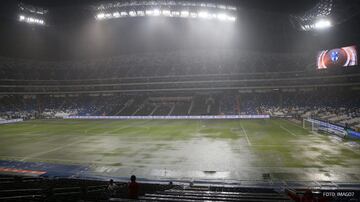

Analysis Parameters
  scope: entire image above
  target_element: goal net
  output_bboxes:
[303,118,347,138]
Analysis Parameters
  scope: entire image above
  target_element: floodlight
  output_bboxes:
[190,12,198,18]
[198,11,210,19]
[94,2,237,22]
[314,19,332,29]
[227,16,236,22]
[120,12,128,17]
[218,5,227,10]
[146,10,154,16]
[180,10,189,17]
[171,11,180,17]
[153,9,161,16]
[112,12,120,18]
[129,11,137,17]
[19,14,45,25]
[19,15,25,21]
[162,10,171,16]
[217,13,227,21]
[137,11,145,16]
[96,13,105,20]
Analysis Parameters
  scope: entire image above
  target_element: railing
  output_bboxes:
[63,115,270,120]
[0,119,23,124]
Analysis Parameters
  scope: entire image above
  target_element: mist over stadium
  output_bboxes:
[0,0,360,201]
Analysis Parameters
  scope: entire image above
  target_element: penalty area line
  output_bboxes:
[282,119,304,129]
[280,125,297,137]
[240,123,252,146]
[20,137,86,161]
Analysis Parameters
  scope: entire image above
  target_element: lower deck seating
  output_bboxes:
[0,174,107,201]
[110,185,290,202]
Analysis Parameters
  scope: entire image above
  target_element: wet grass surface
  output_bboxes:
[0,119,360,181]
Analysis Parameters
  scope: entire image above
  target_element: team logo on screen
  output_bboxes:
[331,51,339,62]
[317,46,357,69]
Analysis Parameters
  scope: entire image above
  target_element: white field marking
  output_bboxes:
[239,123,252,146]
[279,125,297,137]
[282,119,304,129]
[20,137,88,161]
[251,144,297,147]
[346,147,360,155]
[3,154,360,172]
[81,119,135,134]
[230,128,245,135]
[104,120,152,134]
[6,156,119,165]
[5,155,360,170]
[311,132,360,155]
[106,125,150,135]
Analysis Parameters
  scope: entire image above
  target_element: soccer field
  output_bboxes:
[1,119,360,182]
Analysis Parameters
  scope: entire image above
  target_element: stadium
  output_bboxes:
[0,0,360,201]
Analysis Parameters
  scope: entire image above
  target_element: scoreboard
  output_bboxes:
[317,46,357,69]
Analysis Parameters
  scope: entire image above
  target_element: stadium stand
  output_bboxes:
[0,51,311,80]
[1,86,359,130]
[0,174,108,201]
[0,174,293,201]
[1,92,360,129]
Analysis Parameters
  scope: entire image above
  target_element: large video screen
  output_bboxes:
[317,46,357,69]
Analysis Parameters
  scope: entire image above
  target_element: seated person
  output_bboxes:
[286,188,329,202]
[107,179,119,197]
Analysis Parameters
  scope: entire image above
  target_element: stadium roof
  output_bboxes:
[19,0,315,14]
[0,0,359,60]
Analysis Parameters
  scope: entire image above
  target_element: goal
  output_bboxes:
[303,118,347,138]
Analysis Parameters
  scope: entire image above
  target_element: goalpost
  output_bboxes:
[303,118,319,131]
[303,118,347,138]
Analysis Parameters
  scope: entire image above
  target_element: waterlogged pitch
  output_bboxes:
[1,119,360,182]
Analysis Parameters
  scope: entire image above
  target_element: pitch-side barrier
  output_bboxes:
[63,115,270,120]
[305,118,360,140]
[0,119,23,124]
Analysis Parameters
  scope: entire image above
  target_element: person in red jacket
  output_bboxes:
[128,175,139,199]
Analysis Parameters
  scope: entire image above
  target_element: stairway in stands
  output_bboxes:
[110,185,290,202]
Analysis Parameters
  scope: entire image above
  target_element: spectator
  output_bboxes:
[286,188,329,202]
[128,175,139,199]
[107,179,118,197]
